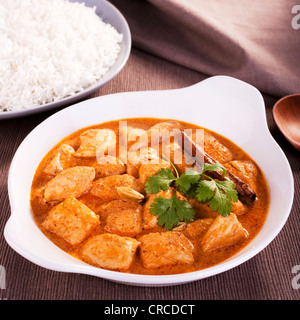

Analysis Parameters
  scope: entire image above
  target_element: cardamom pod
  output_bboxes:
[116,187,144,202]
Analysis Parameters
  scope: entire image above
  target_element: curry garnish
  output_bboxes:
[145,163,238,230]
[149,194,195,231]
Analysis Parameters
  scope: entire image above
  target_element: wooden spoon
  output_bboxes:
[273,94,300,151]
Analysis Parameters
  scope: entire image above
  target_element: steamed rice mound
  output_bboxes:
[0,0,123,112]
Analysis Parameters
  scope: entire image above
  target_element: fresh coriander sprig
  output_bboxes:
[144,168,176,194]
[162,153,179,179]
[149,194,194,230]
[144,162,238,230]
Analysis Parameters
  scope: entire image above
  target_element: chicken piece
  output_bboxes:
[139,160,171,184]
[42,197,100,245]
[129,121,183,152]
[147,121,183,140]
[223,160,258,192]
[73,129,116,158]
[142,189,173,230]
[189,198,247,219]
[119,125,148,151]
[92,155,126,179]
[161,140,183,166]
[231,199,248,215]
[97,199,142,237]
[43,166,95,202]
[127,127,147,143]
[128,147,160,165]
[203,131,233,163]
[189,130,233,164]
[149,121,183,133]
[176,153,201,175]
[201,214,248,252]
[161,139,203,175]
[81,233,139,271]
[189,199,218,219]
[139,231,194,268]
[89,174,143,204]
[126,147,160,178]
[182,218,214,240]
[44,144,75,176]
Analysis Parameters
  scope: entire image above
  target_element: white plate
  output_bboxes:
[0,0,131,120]
[4,76,294,286]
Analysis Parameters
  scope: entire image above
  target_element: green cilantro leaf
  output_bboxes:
[208,185,233,216]
[195,180,216,202]
[175,169,201,196]
[216,180,239,202]
[195,179,238,216]
[202,163,227,177]
[145,168,176,194]
[149,194,195,230]
[145,158,239,229]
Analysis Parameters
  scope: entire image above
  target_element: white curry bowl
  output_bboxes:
[4,76,294,286]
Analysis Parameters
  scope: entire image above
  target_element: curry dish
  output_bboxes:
[30,118,270,275]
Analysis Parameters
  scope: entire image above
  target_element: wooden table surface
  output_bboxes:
[0,48,299,300]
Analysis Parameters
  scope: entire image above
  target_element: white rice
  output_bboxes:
[0,0,123,112]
